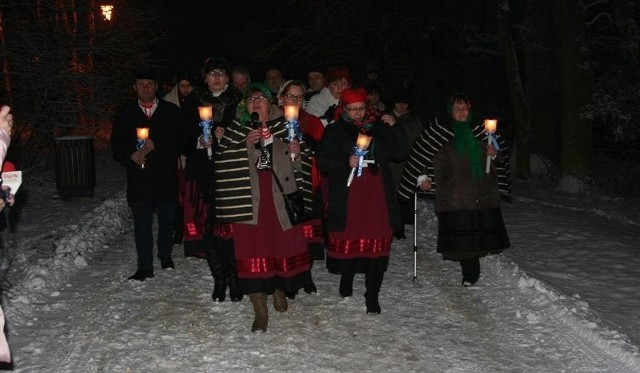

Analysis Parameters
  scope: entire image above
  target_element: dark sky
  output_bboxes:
[161,1,285,79]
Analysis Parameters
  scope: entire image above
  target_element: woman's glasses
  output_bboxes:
[246,95,268,103]
[207,70,227,78]
[283,93,304,102]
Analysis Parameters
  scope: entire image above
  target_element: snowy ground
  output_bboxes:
[1,151,639,372]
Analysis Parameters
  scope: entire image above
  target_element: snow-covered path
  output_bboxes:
[8,202,638,372]
[3,152,640,372]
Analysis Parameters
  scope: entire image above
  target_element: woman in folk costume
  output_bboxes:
[418,93,510,286]
[276,80,323,299]
[214,83,312,332]
[315,88,408,314]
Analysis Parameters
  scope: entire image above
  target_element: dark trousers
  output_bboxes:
[130,201,177,271]
[459,256,480,282]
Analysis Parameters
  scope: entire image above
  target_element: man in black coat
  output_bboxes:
[111,68,186,281]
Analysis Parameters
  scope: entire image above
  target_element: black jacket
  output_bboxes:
[111,99,185,203]
[316,118,408,232]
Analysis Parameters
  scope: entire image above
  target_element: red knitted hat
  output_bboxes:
[340,88,367,106]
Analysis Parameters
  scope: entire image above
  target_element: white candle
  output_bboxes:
[483,119,498,173]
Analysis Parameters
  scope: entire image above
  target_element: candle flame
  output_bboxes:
[136,127,149,140]
[356,133,372,149]
[284,105,299,122]
[198,105,213,121]
[484,119,498,133]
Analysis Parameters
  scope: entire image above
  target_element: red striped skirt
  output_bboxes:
[232,171,311,280]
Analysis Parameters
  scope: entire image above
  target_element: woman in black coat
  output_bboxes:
[316,88,408,314]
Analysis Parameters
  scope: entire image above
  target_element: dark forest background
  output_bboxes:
[1,0,639,196]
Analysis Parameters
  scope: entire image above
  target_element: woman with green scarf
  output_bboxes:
[419,93,510,287]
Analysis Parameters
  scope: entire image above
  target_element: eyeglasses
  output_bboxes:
[344,106,366,113]
[246,95,268,103]
[283,93,304,102]
[207,70,227,77]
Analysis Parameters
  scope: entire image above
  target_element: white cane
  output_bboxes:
[413,191,418,282]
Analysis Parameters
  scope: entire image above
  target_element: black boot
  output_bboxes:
[224,239,243,302]
[304,280,317,294]
[339,272,354,297]
[304,260,317,294]
[172,204,184,246]
[364,270,384,314]
[206,242,227,302]
[460,256,480,287]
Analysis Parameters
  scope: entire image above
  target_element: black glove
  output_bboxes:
[303,136,319,152]
[321,104,337,122]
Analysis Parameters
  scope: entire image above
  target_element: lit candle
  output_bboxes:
[284,105,300,161]
[346,133,373,187]
[284,105,299,122]
[484,119,497,134]
[198,105,214,159]
[136,127,149,169]
[483,119,498,173]
[198,105,213,121]
[355,133,372,150]
[136,127,149,141]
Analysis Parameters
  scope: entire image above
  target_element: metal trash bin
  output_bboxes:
[54,136,96,198]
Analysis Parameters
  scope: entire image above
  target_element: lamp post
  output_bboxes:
[100,5,114,21]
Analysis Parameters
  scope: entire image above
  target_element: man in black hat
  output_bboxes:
[111,67,186,281]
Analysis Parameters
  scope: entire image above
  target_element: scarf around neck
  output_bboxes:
[453,118,483,180]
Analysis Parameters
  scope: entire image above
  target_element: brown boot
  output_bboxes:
[249,293,268,332]
[273,289,288,312]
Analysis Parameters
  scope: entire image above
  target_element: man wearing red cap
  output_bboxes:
[316,88,408,314]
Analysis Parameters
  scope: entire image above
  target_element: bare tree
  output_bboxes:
[0,0,168,168]
[497,0,530,179]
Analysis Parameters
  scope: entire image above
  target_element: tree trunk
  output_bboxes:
[496,0,530,178]
[551,0,593,190]
[523,0,562,175]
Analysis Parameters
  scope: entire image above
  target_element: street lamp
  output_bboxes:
[101,5,114,21]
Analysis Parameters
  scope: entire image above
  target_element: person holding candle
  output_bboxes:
[416,92,510,287]
[277,80,325,299]
[315,88,408,314]
[111,68,186,281]
[178,57,242,286]
[214,83,313,332]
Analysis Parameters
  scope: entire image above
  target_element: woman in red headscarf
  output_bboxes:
[315,88,408,314]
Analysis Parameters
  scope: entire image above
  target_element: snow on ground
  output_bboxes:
[1,152,639,372]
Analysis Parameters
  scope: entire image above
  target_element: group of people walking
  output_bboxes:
[110,57,511,332]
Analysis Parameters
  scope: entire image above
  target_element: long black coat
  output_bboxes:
[316,118,408,232]
[111,100,185,204]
